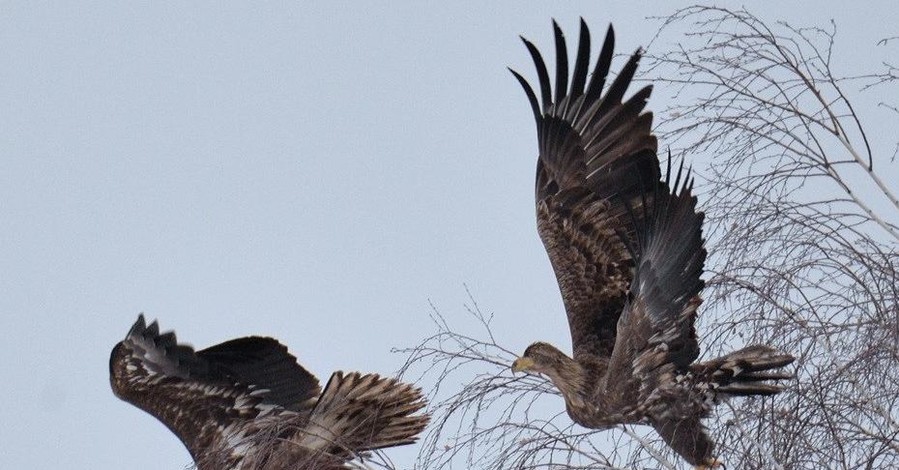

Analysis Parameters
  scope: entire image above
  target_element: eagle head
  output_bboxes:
[512,342,592,413]
[512,342,572,375]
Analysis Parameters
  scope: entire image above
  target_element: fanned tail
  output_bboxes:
[694,345,795,396]
[297,372,430,456]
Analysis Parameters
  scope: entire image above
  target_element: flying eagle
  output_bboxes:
[110,315,429,470]
[508,20,794,469]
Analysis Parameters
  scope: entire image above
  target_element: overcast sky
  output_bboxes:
[1,2,896,469]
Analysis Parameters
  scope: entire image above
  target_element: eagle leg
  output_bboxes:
[694,458,724,470]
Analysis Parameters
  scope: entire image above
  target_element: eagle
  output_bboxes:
[508,20,795,469]
[110,315,429,470]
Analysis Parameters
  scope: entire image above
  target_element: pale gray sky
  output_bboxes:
[1,2,895,469]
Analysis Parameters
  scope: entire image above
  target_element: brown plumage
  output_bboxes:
[110,315,429,470]
[509,20,794,469]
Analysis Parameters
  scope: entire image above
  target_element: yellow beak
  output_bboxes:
[511,356,535,373]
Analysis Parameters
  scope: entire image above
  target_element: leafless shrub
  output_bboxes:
[397,289,674,470]
[644,6,899,468]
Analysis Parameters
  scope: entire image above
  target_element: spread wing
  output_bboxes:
[109,315,321,464]
[605,162,710,463]
[603,161,706,413]
[512,20,660,359]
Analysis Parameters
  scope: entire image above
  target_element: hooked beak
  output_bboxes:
[511,356,535,373]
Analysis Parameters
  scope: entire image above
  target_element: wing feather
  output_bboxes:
[513,20,659,359]
[604,162,706,408]
[199,337,321,411]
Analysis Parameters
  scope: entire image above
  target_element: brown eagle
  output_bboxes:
[508,20,794,469]
[110,315,429,470]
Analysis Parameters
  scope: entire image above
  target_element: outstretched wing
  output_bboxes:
[603,162,709,461]
[512,20,660,359]
[109,315,321,464]
[604,161,706,400]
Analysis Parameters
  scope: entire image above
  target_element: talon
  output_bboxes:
[694,458,723,470]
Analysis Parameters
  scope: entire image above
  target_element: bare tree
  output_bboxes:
[644,6,899,469]
[399,6,898,470]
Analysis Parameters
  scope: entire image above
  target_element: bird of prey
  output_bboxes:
[508,20,794,469]
[110,315,429,470]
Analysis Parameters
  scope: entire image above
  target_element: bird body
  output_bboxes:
[509,20,794,468]
[110,315,429,470]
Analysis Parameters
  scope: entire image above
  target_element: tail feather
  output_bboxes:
[715,382,785,396]
[694,345,795,396]
[297,372,430,457]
